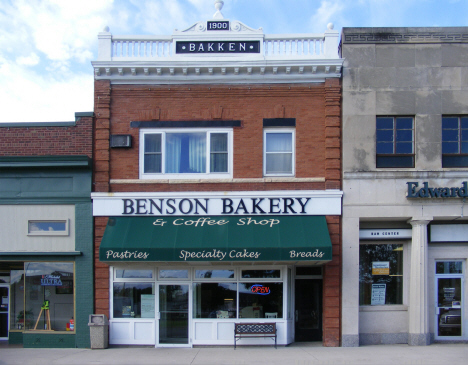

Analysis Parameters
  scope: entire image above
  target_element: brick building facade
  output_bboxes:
[91,3,343,347]
[0,115,94,348]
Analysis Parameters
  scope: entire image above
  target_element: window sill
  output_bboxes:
[359,305,408,312]
[111,177,325,184]
[23,330,76,334]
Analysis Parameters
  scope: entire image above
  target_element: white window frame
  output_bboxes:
[193,267,237,281]
[263,128,295,177]
[158,268,191,281]
[139,128,233,180]
[27,219,69,236]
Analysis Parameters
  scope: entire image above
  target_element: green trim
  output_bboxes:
[8,331,23,345]
[0,156,91,169]
[23,332,76,348]
[100,215,332,262]
[0,198,91,204]
[0,251,82,257]
[75,112,94,118]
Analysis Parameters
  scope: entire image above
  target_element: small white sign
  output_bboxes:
[371,284,386,305]
[141,294,155,318]
[372,261,390,275]
[360,229,412,240]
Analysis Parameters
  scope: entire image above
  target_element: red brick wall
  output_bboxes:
[0,117,93,157]
[93,79,342,346]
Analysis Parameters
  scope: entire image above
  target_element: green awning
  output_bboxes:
[99,215,332,263]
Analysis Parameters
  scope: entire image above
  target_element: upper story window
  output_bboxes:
[140,128,232,179]
[442,116,468,167]
[263,128,295,176]
[376,116,414,168]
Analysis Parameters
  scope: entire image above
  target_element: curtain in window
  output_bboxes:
[210,133,228,172]
[189,133,206,173]
[265,133,292,174]
[144,134,162,173]
[166,133,205,173]
[166,134,182,173]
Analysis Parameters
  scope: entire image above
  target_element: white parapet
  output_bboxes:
[93,6,342,84]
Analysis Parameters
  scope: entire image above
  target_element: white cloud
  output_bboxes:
[310,0,345,32]
[0,56,93,123]
[16,53,40,66]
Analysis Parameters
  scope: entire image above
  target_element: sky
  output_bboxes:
[0,0,467,124]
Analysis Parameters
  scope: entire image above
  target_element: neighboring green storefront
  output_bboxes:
[0,156,93,348]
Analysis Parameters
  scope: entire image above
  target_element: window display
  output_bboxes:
[239,282,283,318]
[9,270,26,330]
[25,262,74,331]
[193,283,237,318]
[113,282,155,318]
[359,244,403,305]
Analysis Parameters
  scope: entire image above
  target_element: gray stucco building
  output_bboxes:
[341,27,468,346]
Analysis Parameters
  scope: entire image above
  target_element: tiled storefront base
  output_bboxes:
[8,331,23,345]
[359,333,408,345]
[23,333,76,348]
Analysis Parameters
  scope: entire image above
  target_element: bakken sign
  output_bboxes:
[407,181,468,198]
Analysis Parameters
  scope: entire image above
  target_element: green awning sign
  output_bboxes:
[99,215,332,262]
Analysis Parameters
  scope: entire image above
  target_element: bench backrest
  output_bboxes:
[235,323,276,335]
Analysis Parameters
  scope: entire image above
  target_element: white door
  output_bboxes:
[157,284,190,347]
[435,261,464,340]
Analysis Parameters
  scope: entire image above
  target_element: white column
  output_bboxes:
[408,218,432,346]
[341,217,360,346]
[98,28,112,61]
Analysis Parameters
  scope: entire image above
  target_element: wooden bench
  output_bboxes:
[234,322,277,349]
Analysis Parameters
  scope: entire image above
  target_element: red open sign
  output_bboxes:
[250,284,270,295]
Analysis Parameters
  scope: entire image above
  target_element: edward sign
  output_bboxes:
[407,181,468,198]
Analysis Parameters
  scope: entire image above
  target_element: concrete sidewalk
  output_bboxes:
[0,343,467,365]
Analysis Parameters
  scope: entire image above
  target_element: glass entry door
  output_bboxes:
[0,286,9,339]
[158,284,189,346]
[295,279,322,341]
[436,277,463,338]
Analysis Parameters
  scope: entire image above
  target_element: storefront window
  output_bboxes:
[159,270,188,279]
[195,270,234,279]
[115,269,153,279]
[25,262,74,331]
[436,261,463,274]
[113,283,155,318]
[9,270,26,330]
[359,244,403,305]
[193,283,237,318]
[241,270,280,278]
[239,282,283,318]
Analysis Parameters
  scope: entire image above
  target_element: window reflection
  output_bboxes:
[115,269,153,279]
[359,244,403,305]
[239,282,283,318]
[195,270,234,279]
[193,283,237,318]
[113,283,154,318]
[25,262,74,331]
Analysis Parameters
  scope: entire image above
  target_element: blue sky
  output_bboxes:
[1,0,467,123]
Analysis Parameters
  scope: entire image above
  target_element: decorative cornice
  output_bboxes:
[93,16,342,85]
[342,27,468,44]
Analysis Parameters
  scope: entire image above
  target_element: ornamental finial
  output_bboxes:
[213,0,224,19]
